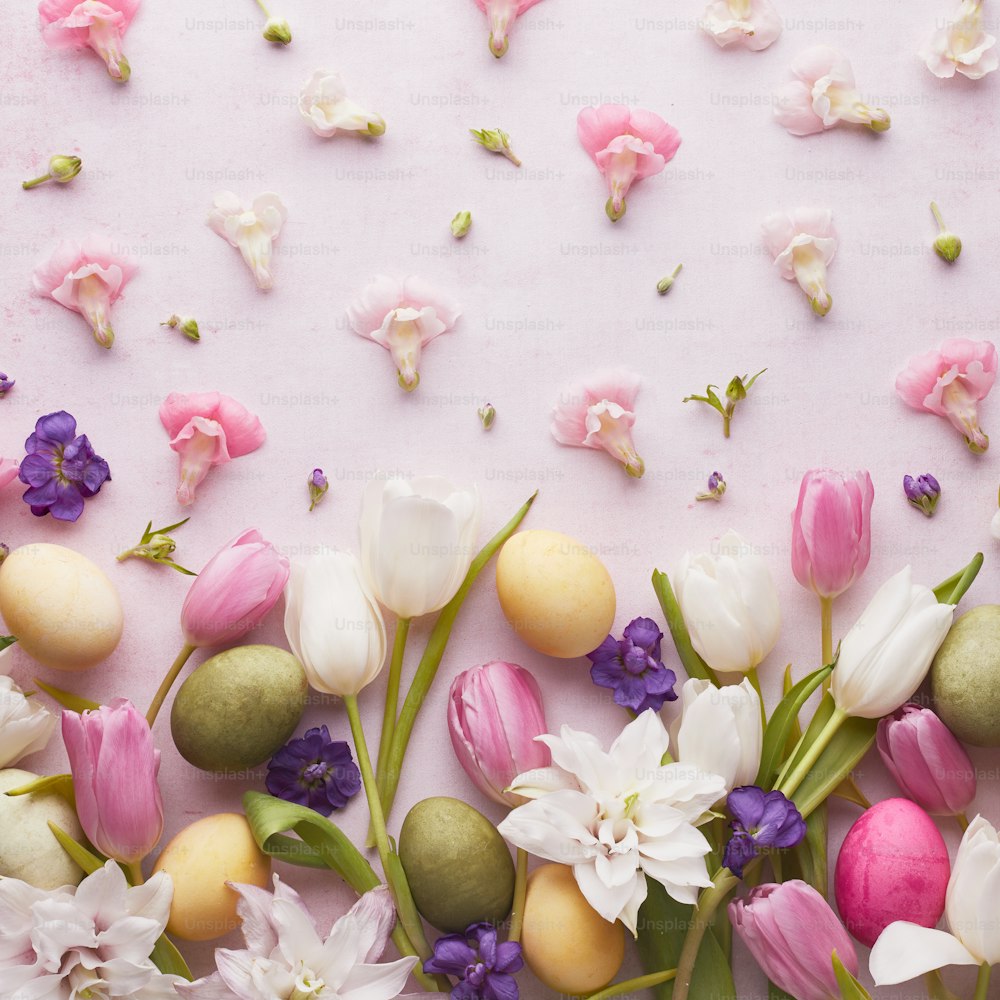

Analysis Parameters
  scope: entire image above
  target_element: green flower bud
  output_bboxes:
[162,315,200,342]
[451,211,473,239]
[470,128,521,167]
[478,403,496,430]
[263,16,292,44]
[930,201,962,263]
[49,155,82,183]
[657,264,683,295]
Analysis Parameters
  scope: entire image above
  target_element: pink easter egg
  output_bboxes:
[834,798,950,948]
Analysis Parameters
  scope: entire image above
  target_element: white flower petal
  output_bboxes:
[870,922,979,984]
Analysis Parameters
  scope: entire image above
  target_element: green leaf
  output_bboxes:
[782,802,828,896]
[0,636,16,652]
[5,773,75,808]
[756,664,833,788]
[769,985,795,1000]
[48,821,104,875]
[651,570,718,685]
[832,950,873,998]
[149,933,192,980]
[34,678,100,713]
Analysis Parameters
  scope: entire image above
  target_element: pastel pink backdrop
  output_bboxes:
[1,0,999,996]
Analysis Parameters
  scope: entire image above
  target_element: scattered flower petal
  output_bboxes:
[763,208,837,316]
[38,0,139,81]
[700,0,782,50]
[299,70,385,137]
[207,191,287,290]
[919,0,998,79]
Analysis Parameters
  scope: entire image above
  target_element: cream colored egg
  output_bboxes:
[0,544,123,671]
[496,530,616,658]
[153,813,271,941]
[520,863,625,994]
[0,768,85,888]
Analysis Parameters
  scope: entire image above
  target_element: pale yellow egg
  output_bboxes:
[0,543,123,671]
[520,863,625,995]
[496,530,616,658]
[152,813,271,941]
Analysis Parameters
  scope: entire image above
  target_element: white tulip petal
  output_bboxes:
[870,922,979,984]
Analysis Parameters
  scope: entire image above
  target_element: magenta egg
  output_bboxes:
[834,798,950,947]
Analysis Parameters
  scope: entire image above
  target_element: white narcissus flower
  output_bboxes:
[871,815,1000,984]
[299,70,386,137]
[0,675,57,768]
[671,678,763,792]
[700,0,782,50]
[762,208,838,317]
[360,476,480,619]
[831,565,954,720]
[207,191,287,291]
[919,0,998,79]
[176,878,418,1000]
[498,710,726,935]
[672,530,781,675]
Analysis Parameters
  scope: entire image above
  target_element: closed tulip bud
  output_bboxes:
[673,530,781,674]
[877,703,976,816]
[671,677,763,792]
[180,528,290,647]
[62,699,164,864]
[730,880,859,1000]
[448,660,550,807]
[360,476,480,619]
[283,552,387,697]
[791,468,874,600]
[831,566,954,720]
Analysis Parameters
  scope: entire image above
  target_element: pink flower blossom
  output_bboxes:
[551,370,644,477]
[895,339,998,453]
[347,275,461,391]
[0,459,19,490]
[773,46,890,136]
[159,391,266,505]
[762,208,837,316]
[473,0,544,57]
[33,234,137,349]
[38,0,139,81]
[576,105,681,222]
[700,0,782,50]
[920,0,998,79]
[207,192,287,291]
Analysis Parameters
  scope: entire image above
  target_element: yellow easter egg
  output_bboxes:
[496,530,616,658]
[153,813,270,941]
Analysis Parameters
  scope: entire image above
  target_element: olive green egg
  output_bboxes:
[931,605,1000,746]
[398,796,515,932]
[170,645,308,771]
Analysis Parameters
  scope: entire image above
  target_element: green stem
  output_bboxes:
[930,200,946,232]
[671,869,739,1000]
[126,860,144,885]
[253,0,271,15]
[509,848,529,943]
[722,410,731,438]
[941,553,983,606]
[925,969,961,1000]
[746,666,767,730]
[585,968,677,1000]
[146,644,196,726]
[974,962,991,1000]
[650,570,719,685]
[777,706,848,801]
[22,174,52,189]
[343,694,434,963]
[378,492,537,825]
[956,812,970,832]
[820,596,833,666]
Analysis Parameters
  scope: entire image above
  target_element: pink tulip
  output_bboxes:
[791,469,874,600]
[38,0,139,81]
[181,528,289,647]
[473,0,543,57]
[895,338,998,453]
[877,703,976,817]
[33,235,137,349]
[0,459,19,489]
[576,105,681,221]
[62,699,163,864]
[158,391,266,506]
[730,880,859,1000]
[448,660,550,807]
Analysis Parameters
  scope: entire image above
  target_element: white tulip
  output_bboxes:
[672,530,781,674]
[0,675,56,769]
[283,552,387,697]
[831,566,954,719]
[871,815,1000,984]
[671,678,763,791]
[360,476,480,619]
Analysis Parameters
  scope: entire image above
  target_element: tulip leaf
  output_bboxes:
[33,677,100,713]
[650,570,719,685]
[781,802,829,897]
[149,933,192,980]
[756,664,833,788]
[769,985,795,1000]
[5,772,75,808]
[0,636,16,652]
[831,950,873,998]
[832,775,871,809]
[48,821,104,875]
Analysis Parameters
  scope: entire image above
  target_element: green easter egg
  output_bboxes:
[170,645,308,771]
[399,796,515,932]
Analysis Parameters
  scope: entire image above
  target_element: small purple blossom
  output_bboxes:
[587,617,677,714]
[903,474,940,517]
[308,468,329,511]
[265,725,361,815]
[723,785,806,878]
[424,923,523,1000]
[18,411,110,522]
[0,373,13,397]
[696,470,726,502]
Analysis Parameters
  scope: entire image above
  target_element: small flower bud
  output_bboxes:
[696,471,726,502]
[451,211,473,239]
[49,155,82,183]
[0,373,14,397]
[308,468,329,511]
[161,315,200,342]
[478,403,496,430]
[903,474,941,517]
[262,16,292,44]
[726,375,748,402]
[366,117,386,137]
[657,263,683,295]
[470,128,521,167]
[930,201,962,263]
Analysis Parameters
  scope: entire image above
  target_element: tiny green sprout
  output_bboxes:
[117,518,196,574]
[683,369,766,438]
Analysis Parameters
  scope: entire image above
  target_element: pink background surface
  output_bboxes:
[2,0,1000,995]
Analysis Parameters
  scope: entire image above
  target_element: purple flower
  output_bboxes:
[18,411,110,522]
[424,923,523,1000]
[903,474,941,517]
[0,373,13,397]
[696,470,726,502]
[265,725,361,815]
[308,467,329,511]
[587,616,677,713]
[723,785,806,877]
